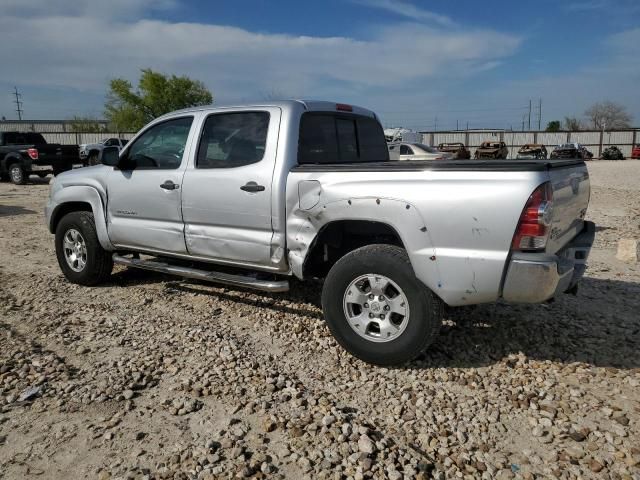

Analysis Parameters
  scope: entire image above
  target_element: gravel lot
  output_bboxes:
[1,161,639,480]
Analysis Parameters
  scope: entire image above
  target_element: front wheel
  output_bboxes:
[321,244,443,366]
[55,211,113,286]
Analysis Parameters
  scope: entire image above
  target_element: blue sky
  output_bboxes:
[0,0,638,130]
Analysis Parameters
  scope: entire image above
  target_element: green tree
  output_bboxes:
[545,120,561,132]
[105,69,213,131]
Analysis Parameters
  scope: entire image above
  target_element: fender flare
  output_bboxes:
[49,185,114,251]
[287,194,442,295]
[2,153,25,171]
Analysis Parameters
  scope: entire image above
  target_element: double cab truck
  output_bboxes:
[45,101,594,365]
[1,131,78,184]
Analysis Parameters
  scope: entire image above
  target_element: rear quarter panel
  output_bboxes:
[287,168,547,306]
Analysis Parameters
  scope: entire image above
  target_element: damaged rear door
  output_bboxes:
[180,108,281,267]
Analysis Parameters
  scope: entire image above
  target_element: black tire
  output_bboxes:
[87,152,100,166]
[55,211,113,286]
[321,244,443,366]
[8,163,26,185]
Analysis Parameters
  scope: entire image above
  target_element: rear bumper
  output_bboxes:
[29,164,52,172]
[501,221,595,303]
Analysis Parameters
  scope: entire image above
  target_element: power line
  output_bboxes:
[537,98,542,131]
[13,86,23,120]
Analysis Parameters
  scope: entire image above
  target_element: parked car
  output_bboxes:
[517,144,548,160]
[474,141,509,159]
[601,146,625,160]
[0,131,78,184]
[632,144,640,159]
[388,142,454,161]
[383,128,422,144]
[437,142,471,159]
[550,143,593,160]
[45,100,594,366]
[79,137,129,166]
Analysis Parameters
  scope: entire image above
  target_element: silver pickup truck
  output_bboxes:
[45,100,594,365]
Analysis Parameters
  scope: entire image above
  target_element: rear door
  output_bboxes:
[180,108,281,267]
[106,116,195,254]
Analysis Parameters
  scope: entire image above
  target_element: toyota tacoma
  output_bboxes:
[45,101,594,365]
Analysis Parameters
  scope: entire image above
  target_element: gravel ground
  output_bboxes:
[1,161,639,480]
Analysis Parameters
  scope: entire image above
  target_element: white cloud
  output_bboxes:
[350,0,454,26]
[0,11,520,100]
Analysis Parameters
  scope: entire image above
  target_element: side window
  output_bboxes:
[400,145,414,155]
[197,112,270,168]
[123,117,193,170]
[105,138,119,147]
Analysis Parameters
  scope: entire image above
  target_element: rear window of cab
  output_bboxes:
[298,113,389,164]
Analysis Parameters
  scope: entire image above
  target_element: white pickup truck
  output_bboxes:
[79,137,129,166]
[45,101,594,365]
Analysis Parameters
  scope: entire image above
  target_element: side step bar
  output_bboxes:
[112,254,290,293]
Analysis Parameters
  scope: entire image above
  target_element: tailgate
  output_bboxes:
[37,144,78,164]
[546,161,590,253]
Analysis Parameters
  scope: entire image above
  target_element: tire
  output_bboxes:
[9,163,26,185]
[87,152,99,166]
[55,211,113,286]
[321,244,443,366]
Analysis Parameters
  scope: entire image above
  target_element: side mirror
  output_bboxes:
[101,146,120,166]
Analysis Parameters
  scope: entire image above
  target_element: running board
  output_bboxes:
[112,254,290,293]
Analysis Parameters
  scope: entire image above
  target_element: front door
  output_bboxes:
[106,116,195,254]
[181,108,280,268]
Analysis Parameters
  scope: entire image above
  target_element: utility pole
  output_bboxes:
[456,119,459,131]
[537,98,542,131]
[13,86,23,120]
[434,116,437,132]
[528,99,532,130]
[466,121,469,131]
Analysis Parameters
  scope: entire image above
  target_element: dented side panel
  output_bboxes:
[286,169,546,306]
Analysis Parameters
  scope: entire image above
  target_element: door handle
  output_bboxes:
[240,181,265,192]
[160,180,179,190]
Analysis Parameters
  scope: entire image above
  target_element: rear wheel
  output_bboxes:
[321,244,443,366]
[55,211,113,285]
[9,163,26,185]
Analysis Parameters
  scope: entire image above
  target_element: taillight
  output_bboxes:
[512,182,553,251]
[27,148,39,160]
[336,103,353,112]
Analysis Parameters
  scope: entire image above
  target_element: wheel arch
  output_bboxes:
[49,186,114,250]
[2,153,24,171]
[287,196,441,293]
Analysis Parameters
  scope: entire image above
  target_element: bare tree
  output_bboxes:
[584,101,632,129]
[564,116,583,131]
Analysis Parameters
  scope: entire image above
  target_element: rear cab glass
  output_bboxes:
[4,132,47,145]
[298,113,389,164]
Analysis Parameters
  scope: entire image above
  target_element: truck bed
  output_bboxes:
[291,158,585,172]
